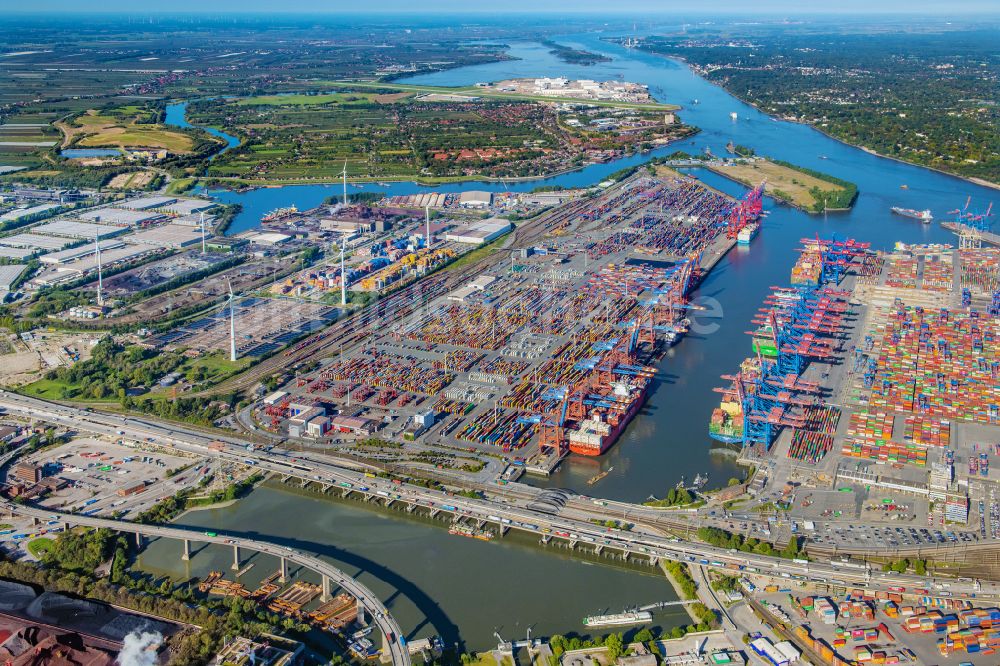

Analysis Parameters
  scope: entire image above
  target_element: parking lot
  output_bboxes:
[15,437,203,517]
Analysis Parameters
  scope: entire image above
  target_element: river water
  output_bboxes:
[136,484,684,648]
[148,32,1000,647]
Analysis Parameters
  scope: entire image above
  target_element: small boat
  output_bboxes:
[900,184,909,189]
[587,466,614,485]
[819,155,828,160]
[730,112,738,121]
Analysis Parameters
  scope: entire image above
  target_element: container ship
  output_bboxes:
[708,357,761,444]
[737,222,760,246]
[751,323,778,358]
[890,207,932,224]
[583,611,653,628]
[567,380,648,456]
[709,400,744,444]
[791,244,823,287]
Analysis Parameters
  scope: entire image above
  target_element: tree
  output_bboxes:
[914,559,927,576]
[634,628,654,644]
[605,633,624,662]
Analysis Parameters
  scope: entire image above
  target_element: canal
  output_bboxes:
[148,30,1000,647]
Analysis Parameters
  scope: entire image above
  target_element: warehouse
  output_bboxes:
[0,246,34,260]
[0,203,60,223]
[0,233,71,251]
[0,264,27,291]
[458,191,493,209]
[35,245,150,282]
[33,220,126,239]
[118,196,177,210]
[444,218,512,245]
[161,198,216,215]
[40,240,127,265]
[244,232,292,246]
[78,207,164,226]
[127,224,205,249]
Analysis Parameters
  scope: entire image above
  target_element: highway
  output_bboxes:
[3,502,411,666]
[2,391,997,605]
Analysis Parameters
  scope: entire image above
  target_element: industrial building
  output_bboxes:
[0,203,60,224]
[0,246,33,260]
[127,224,205,249]
[0,233,71,251]
[11,462,41,484]
[444,218,512,244]
[161,198,216,215]
[0,264,26,292]
[458,191,493,209]
[39,241,126,265]
[32,220,125,239]
[78,207,163,226]
[118,195,177,210]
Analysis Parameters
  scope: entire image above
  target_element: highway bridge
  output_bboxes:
[2,392,998,604]
[3,502,411,666]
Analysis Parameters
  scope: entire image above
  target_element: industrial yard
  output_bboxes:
[257,172,763,471]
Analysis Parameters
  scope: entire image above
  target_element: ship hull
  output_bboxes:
[568,385,648,457]
[708,431,743,445]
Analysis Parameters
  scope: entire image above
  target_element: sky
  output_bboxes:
[12,0,1000,13]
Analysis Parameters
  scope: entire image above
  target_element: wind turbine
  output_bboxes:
[425,205,432,249]
[95,229,104,309]
[340,235,347,306]
[341,160,349,206]
[227,278,237,362]
[200,211,207,254]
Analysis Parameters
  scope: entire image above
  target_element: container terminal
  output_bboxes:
[707,233,1000,561]
[255,170,766,472]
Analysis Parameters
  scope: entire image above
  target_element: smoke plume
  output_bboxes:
[117,630,163,666]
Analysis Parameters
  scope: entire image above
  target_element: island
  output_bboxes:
[709,157,858,213]
[541,39,612,65]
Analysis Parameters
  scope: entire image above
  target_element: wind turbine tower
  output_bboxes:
[227,278,237,362]
[200,211,207,253]
[340,236,347,306]
[341,160,349,206]
[95,230,104,308]
[425,206,431,249]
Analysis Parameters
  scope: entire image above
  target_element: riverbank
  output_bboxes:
[654,52,998,194]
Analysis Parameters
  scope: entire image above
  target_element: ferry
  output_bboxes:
[583,611,652,628]
[737,222,759,246]
[890,207,932,224]
[567,380,649,456]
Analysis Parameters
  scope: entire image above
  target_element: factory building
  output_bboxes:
[444,218,512,245]
[458,191,493,209]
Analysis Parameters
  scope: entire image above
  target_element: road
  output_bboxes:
[2,391,994,604]
[3,502,411,666]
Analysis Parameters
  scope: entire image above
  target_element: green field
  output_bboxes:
[62,110,196,153]
[27,537,54,558]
